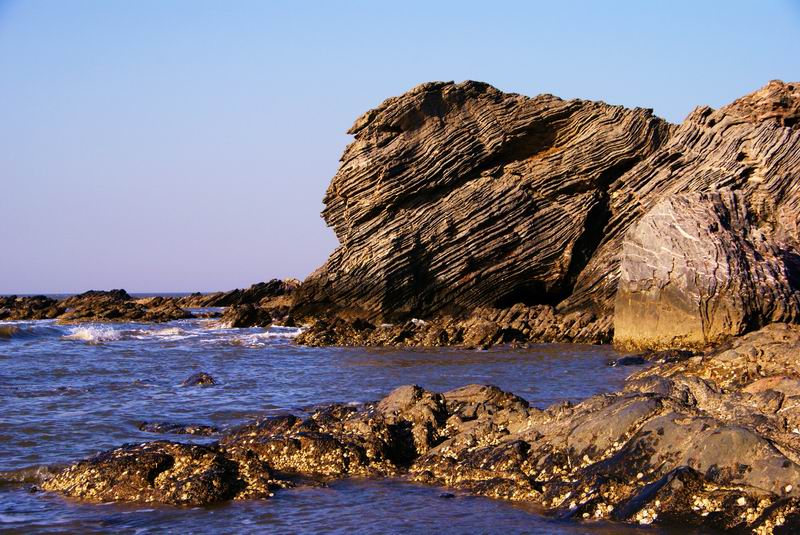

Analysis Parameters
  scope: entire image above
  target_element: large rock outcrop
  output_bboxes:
[293,81,671,321]
[41,324,800,532]
[614,190,800,350]
[292,80,800,348]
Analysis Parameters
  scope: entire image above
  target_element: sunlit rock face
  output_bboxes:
[294,80,800,349]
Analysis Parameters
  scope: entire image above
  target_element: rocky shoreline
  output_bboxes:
[37,324,800,532]
[7,79,800,532]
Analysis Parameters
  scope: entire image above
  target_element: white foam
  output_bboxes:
[62,325,122,343]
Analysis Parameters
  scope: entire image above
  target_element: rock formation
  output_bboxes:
[41,324,800,532]
[291,80,800,350]
[0,295,64,320]
[57,291,192,323]
[292,81,671,322]
[178,279,299,308]
[615,190,800,350]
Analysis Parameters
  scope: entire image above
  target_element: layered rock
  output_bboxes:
[614,190,800,350]
[296,304,612,348]
[293,81,670,322]
[291,79,800,348]
[569,80,800,319]
[42,324,800,532]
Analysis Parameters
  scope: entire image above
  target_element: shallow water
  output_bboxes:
[0,317,688,533]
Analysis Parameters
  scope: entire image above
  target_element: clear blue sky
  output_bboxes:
[1,0,798,293]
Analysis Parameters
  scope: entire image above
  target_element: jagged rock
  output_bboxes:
[0,295,64,320]
[43,325,800,531]
[290,80,800,347]
[614,190,800,350]
[295,304,611,348]
[41,441,278,505]
[179,279,299,308]
[569,80,800,317]
[220,303,273,328]
[293,80,670,322]
[56,290,193,324]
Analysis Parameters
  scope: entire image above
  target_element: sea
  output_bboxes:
[0,299,697,534]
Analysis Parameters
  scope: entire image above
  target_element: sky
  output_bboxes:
[1,1,798,293]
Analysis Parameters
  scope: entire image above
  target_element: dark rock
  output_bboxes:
[295,305,612,348]
[56,290,193,324]
[181,372,217,387]
[0,295,64,320]
[41,441,278,505]
[220,304,273,328]
[138,421,219,436]
[179,279,300,308]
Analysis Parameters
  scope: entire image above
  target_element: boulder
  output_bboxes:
[614,190,800,350]
[220,303,273,328]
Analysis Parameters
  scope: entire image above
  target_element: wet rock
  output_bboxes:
[181,372,217,387]
[43,324,800,532]
[295,305,612,349]
[56,290,193,324]
[138,422,219,436]
[220,303,273,328]
[610,349,694,367]
[41,441,278,505]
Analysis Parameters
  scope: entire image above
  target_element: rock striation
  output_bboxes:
[41,324,800,532]
[292,81,671,322]
[291,80,800,350]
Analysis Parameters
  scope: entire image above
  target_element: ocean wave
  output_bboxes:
[0,464,58,485]
[62,325,123,343]
[0,325,19,339]
[0,322,62,341]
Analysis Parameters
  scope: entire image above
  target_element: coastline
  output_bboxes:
[3,79,800,533]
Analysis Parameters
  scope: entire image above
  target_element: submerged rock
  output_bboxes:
[181,372,217,387]
[42,324,800,531]
[138,421,219,436]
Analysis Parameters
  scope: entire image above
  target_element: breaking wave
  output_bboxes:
[62,325,123,343]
